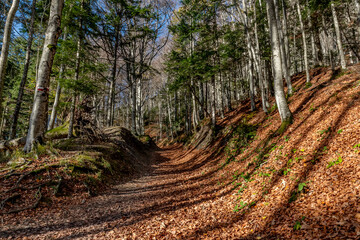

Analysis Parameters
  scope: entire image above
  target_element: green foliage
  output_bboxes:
[294,216,306,230]
[309,104,317,112]
[354,144,360,153]
[319,127,331,135]
[298,182,307,192]
[327,155,343,168]
[233,201,248,212]
[269,104,277,113]
[224,122,257,165]
[283,169,291,175]
[305,82,313,89]
[289,181,309,203]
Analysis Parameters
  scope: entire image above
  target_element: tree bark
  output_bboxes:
[267,0,293,125]
[9,0,37,139]
[331,2,346,69]
[107,31,118,127]
[274,0,292,95]
[0,0,20,121]
[211,75,216,128]
[23,0,64,153]
[281,0,291,70]
[296,0,310,82]
[158,99,162,140]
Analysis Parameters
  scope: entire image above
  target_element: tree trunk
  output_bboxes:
[355,0,360,54]
[158,99,162,140]
[249,61,256,111]
[167,93,174,139]
[67,94,76,138]
[274,0,292,95]
[267,0,293,125]
[331,2,346,69]
[281,0,291,70]
[0,0,19,121]
[9,0,37,139]
[48,76,62,130]
[308,14,318,66]
[211,75,216,128]
[23,0,64,153]
[321,16,336,70]
[136,78,142,135]
[48,30,68,131]
[296,0,310,82]
[68,4,83,138]
[131,81,137,134]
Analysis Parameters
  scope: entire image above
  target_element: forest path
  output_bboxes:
[0,144,237,239]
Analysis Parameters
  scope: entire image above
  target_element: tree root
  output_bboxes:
[1,180,60,197]
[0,194,21,209]
[2,188,42,215]
[53,177,63,196]
[83,181,94,196]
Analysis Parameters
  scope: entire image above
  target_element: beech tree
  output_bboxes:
[24,0,65,152]
[0,0,19,122]
[266,0,292,127]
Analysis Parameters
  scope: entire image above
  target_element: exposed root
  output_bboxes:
[2,188,42,215]
[0,194,21,209]
[53,177,63,196]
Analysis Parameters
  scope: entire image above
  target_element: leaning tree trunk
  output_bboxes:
[267,0,293,127]
[0,0,20,121]
[23,0,64,153]
[331,2,346,69]
[296,0,310,83]
[9,0,37,139]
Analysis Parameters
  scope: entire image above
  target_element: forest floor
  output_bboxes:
[1,66,360,239]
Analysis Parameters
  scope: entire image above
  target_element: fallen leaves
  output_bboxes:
[1,66,360,239]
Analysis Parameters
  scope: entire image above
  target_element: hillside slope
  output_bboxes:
[0,66,359,239]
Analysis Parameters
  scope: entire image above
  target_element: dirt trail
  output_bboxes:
[0,145,238,239]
